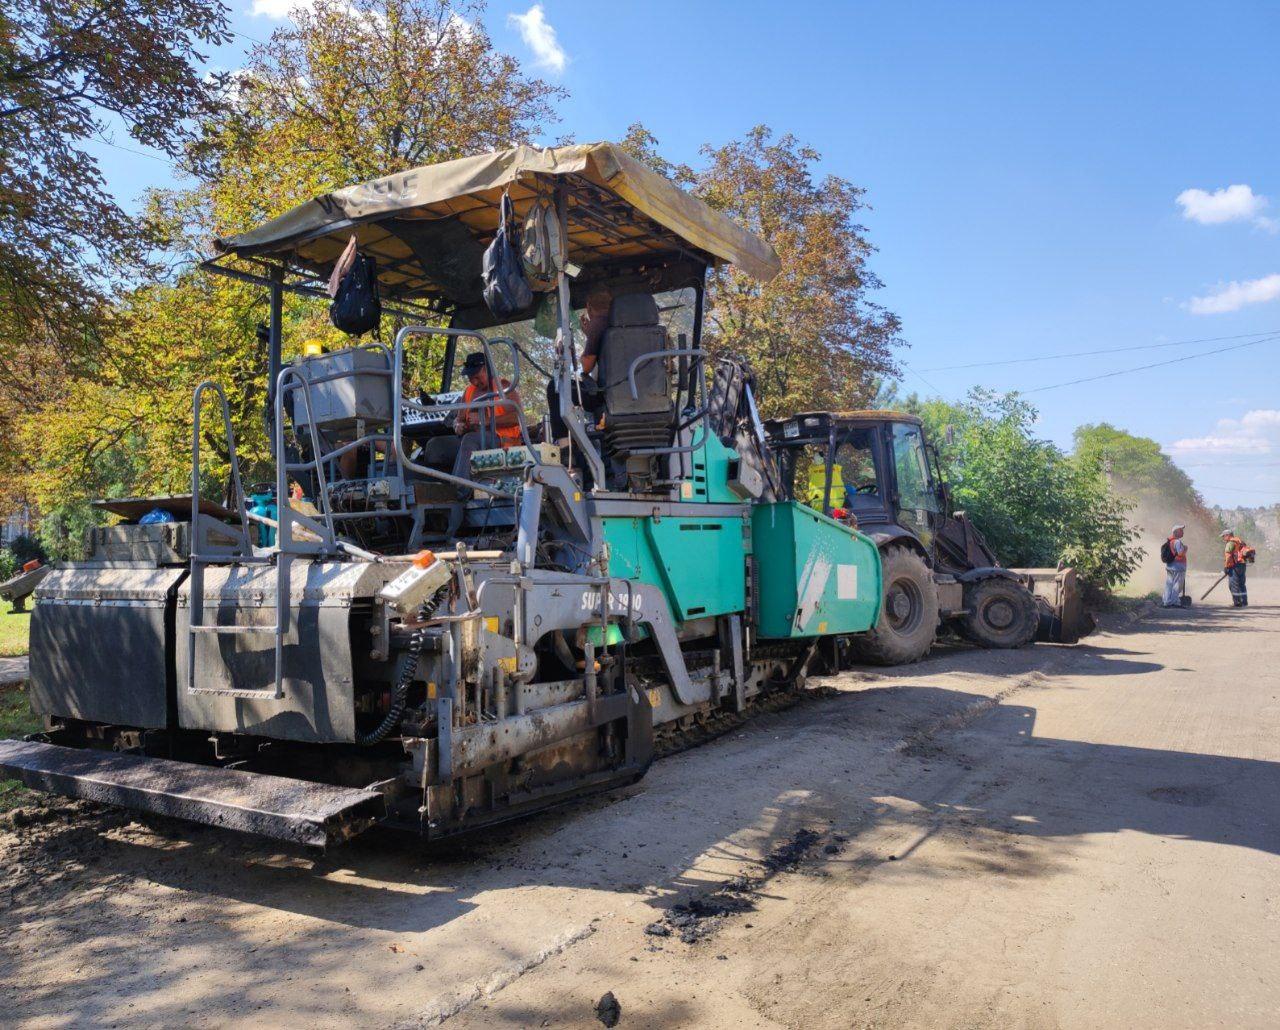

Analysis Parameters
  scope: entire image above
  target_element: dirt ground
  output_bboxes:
[1,575,1276,1029]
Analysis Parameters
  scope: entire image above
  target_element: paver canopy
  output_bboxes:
[214,142,781,309]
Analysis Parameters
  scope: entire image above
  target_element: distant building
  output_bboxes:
[1,506,32,547]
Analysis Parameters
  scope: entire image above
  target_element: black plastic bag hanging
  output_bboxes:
[329,253,382,336]
[482,191,533,319]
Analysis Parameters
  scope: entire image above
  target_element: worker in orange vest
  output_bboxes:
[447,351,524,536]
[1161,524,1187,608]
[1221,529,1254,607]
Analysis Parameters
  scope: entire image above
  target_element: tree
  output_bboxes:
[0,0,232,509]
[0,0,231,351]
[621,124,903,417]
[16,0,564,548]
[1073,423,1221,571]
[909,390,1141,592]
[192,0,563,241]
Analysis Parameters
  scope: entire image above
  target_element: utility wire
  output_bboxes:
[898,362,946,397]
[1023,333,1280,394]
[918,328,1280,372]
[1194,484,1280,496]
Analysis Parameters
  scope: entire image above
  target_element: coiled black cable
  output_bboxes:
[357,584,448,746]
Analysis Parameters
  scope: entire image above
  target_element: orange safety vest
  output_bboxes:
[463,380,521,445]
[1167,535,1187,565]
[1223,535,1251,569]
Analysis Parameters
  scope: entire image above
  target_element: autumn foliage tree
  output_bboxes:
[622,123,902,418]
[0,0,231,515]
[19,0,563,554]
[0,0,230,336]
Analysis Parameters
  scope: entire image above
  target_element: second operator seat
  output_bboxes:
[596,293,674,463]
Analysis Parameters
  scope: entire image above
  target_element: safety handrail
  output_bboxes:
[188,381,283,700]
[274,366,340,552]
[190,381,255,556]
[620,347,711,458]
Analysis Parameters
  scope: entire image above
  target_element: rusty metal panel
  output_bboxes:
[28,566,187,729]
[0,739,384,847]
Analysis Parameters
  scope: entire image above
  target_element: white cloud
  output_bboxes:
[249,0,298,17]
[249,0,377,24]
[508,4,567,73]
[1170,409,1280,455]
[1186,273,1280,315]
[1176,183,1278,233]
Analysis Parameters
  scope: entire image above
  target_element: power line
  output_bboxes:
[899,362,946,397]
[229,26,270,48]
[1176,460,1280,468]
[1023,333,1280,394]
[917,328,1280,373]
[1195,484,1280,496]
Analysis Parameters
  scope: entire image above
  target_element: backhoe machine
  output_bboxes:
[766,410,1094,665]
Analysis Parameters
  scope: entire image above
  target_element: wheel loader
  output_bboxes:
[0,143,886,847]
[765,410,1095,665]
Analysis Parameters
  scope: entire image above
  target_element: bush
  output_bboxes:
[7,534,47,567]
[0,549,14,582]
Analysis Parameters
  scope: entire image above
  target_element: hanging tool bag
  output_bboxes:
[482,192,533,318]
[520,195,565,291]
[330,253,381,336]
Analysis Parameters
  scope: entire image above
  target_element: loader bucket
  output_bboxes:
[1013,567,1096,644]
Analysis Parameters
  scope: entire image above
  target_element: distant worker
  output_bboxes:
[1221,528,1255,608]
[1161,524,1188,608]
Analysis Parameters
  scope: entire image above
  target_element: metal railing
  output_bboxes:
[188,381,283,700]
[620,347,711,458]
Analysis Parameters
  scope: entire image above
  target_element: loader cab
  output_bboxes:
[766,410,947,553]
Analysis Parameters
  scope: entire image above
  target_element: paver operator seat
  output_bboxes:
[598,293,673,460]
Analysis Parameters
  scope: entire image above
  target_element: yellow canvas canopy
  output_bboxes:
[213,142,781,308]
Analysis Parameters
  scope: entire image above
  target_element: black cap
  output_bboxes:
[462,352,489,375]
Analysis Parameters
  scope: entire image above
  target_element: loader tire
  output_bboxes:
[851,546,938,666]
[959,577,1039,649]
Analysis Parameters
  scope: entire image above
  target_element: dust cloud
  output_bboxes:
[1120,483,1223,595]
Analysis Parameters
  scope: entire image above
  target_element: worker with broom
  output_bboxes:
[1161,524,1188,608]
[1222,529,1255,608]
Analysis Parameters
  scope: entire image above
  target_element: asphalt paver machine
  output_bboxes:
[0,144,884,846]
[767,409,1094,666]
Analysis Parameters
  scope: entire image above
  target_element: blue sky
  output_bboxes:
[91,1,1280,507]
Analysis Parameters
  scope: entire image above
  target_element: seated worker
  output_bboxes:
[546,287,611,443]
[447,351,523,535]
[453,350,523,465]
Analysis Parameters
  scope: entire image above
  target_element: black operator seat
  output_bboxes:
[597,293,674,457]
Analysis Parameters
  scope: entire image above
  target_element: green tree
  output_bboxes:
[1073,422,1221,571]
[0,0,232,513]
[910,390,1141,592]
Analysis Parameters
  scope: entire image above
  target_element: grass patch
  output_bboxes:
[0,683,41,811]
[0,607,30,657]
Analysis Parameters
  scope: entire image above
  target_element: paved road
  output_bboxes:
[1,580,1276,1028]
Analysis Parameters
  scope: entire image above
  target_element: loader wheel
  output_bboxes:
[851,546,938,666]
[960,577,1039,649]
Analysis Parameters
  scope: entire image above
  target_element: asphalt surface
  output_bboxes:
[0,577,1275,1028]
